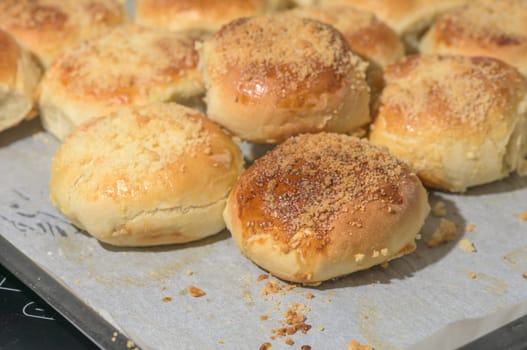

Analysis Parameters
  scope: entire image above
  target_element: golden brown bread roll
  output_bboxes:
[49,103,244,247]
[0,0,127,67]
[224,133,430,283]
[315,0,467,50]
[369,55,527,192]
[38,25,205,140]
[199,15,370,144]
[420,0,527,77]
[0,29,41,133]
[135,0,289,33]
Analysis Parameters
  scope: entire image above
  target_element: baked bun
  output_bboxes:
[38,25,205,140]
[135,0,289,33]
[224,133,429,283]
[0,0,127,67]
[199,15,370,144]
[370,55,527,192]
[287,6,404,104]
[316,0,467,50]
[0,30,41,133]
[420,0,527,77]
[49,103,244,247]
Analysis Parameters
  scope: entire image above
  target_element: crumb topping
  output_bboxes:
[45,25,200,103]
[381,55,526,136]
[515,210,527,221]
[236,133,411,253]
[426,218,457,248]
[466,224,476,232]
[207,14,366,89]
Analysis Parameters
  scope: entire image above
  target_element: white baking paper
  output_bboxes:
[1,118,527,350]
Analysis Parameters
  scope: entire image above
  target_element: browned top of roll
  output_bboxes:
[288,6,404,67]
[41,25,201,107]
[0,0,127,66]
[379,54,527,139]
[0,30,20,85]
[232,133,412,256]
[205,15,365,107]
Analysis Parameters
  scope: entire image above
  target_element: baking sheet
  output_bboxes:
[1,118,527,350]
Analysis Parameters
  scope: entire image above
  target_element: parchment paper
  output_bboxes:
[1,118,527,350]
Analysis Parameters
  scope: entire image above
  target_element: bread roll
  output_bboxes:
[316,0,467,51]
[224,133,430,283]
[0,30,41,133]
[420,0,527,77]
[49,103,244,247]
[199,15,370,144]
[38,25,205,140]
[0,0,127,67]
[287,6,404,105]
[370,55,527,192]
[135,0,289,33]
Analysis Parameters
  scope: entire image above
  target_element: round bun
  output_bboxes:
[370,55,527,192]
[38,25,205,140]
[224,133,429,283]
[420,0,527,77]
[199,15,370,144]
[0,0,127,67]
[49,103,244,247]
[135,0,289,33]
[0,29,41,133]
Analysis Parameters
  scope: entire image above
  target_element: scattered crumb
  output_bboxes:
[257,274,269,282]
[304,292,314,299]
[283,284,298,292]
[301,346,312,350]
[317,326,325,331]
[466,224,476,232]
[161,287,167,291]
[515,210,527,221]
[74,279,80,285]
[261,280,282,295]
[458,239,476,253]
[188,285,206,297]
[261,315,269,321]
[380,261,389,269]
[270,302,312,339]
[285,337,294,346]
[348,340,373,350]
[186,270,193,276]
[468,272,477,279]
[126,340,135,349]
[162,297,172,302]
[259,342,272,350]
[426,219,457,248]
[431,201,447,217]
[218,339,225,344]
[522,272,527,279]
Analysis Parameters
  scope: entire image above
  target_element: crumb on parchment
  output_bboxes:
[188,285,206,297]
[348,340,374,350]
[259,342,272,350]
[426,219,457,248]
[468,272,477,279]
[466,224,476,232]
[458,239,476,253]
[431,201,447,217]
[515,210,527,221]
